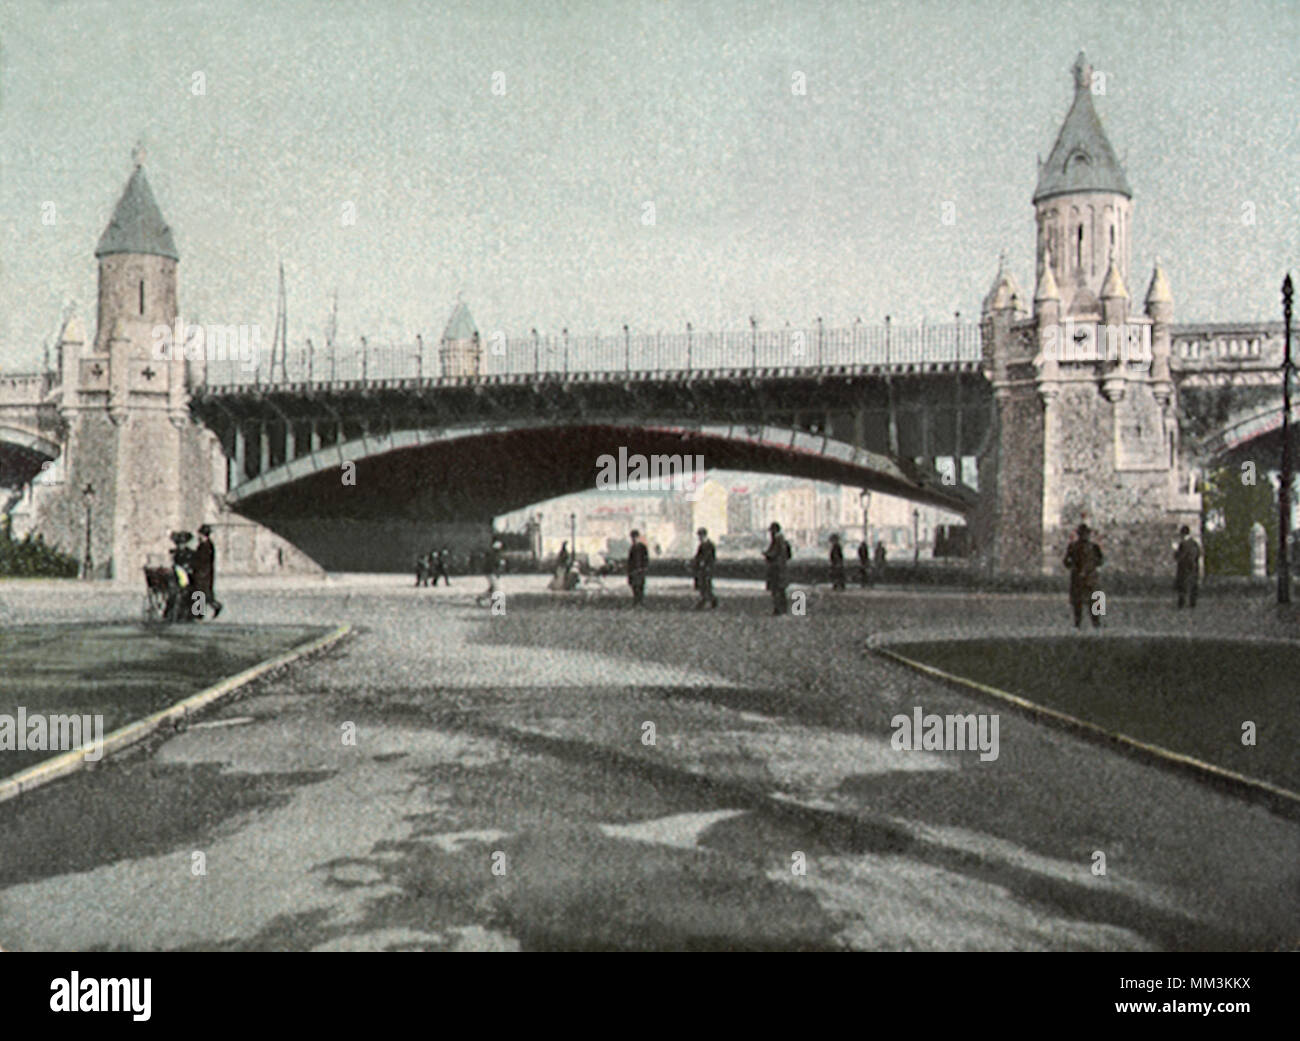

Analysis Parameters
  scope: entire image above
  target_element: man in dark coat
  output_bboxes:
[415,552,429,587]
[764,521,792,615]
[432,547,452,586]
[857,539,871,587]
[1174,524,1201,608]
[191,525,222,619]
[1064,523,1104,628]
[691,527,719,609]
[627,529,649,606]
[828,533,846,591]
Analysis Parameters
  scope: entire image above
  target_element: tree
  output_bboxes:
[1201,464,1280,575]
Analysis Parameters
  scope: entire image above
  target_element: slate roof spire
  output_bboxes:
[1033,52,1132,204]
[95,158,179,261]
[442,299,477,340]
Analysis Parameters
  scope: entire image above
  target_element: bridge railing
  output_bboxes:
[200,320,985,388]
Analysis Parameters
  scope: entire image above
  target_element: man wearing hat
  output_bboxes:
[691,527,719,609]
[1174,524,1201,609]
[1063,523,1104,628]
[763,521,792,615]
[828,533,846,591]
[627,529,649,607]
[191,524,222,620]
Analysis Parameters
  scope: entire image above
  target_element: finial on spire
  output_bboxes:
[1072,51,1092,92]
[1145,256,1173,307]
[1035,246,1060,303]
[131,139,146,168]
[1101,247,1128,300]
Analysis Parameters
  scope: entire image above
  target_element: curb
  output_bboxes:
[0,624,351,805]
[874,644,1300,820]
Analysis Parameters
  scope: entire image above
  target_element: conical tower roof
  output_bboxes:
[95,164,179,261]
[982,256,1023,314]
[1100,249,1129,299]
[1034,53,1132,204]
[1035,247,1061,302]
[1145,257,1173,306]
[442,300,477,340]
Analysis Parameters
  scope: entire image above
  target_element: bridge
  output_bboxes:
[4,311,1288,573]
[4,54,1295,577]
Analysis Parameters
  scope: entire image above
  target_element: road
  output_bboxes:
[0,574,1296,951]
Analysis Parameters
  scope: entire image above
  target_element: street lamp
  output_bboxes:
[912,507,920,566]
[569,512,577,568]
[1280,273,1294,604]
[81,482,95,580]
[859,489,871,546]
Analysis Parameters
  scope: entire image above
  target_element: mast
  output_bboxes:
[272,260,288,381]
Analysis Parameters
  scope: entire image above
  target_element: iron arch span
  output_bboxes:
[228,420,972,572]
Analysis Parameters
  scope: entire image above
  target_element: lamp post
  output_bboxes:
[80,482,95,580]
[415,334,424,381]
[912,507,920,566]
[859,489,871,546]
[569,511,577,567]
[1280,274,1294,604]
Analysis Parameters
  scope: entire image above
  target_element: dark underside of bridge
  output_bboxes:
[0,445,50,505]
[193,370,988,571]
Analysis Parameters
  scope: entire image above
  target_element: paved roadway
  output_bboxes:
[0,574,1297,951]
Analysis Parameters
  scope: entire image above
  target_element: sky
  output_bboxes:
[1,0,1297,372]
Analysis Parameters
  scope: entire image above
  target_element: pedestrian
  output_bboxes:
[1174,524,1200,609]
[191,524,223,619]
[764,521,792,615]
[828,533,846,591]
[475,540,504,607]
[857,538,871,587]
[1063,523,1104,629]
[432,547,451,586]
[627,529,649,607]
[691,526,719,609]
[415,553,429,587]
[557,541,570,573]
[874,539,887,580]
[168,531,197,623]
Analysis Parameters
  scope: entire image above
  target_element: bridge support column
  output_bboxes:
[258,424,270,477]
[230,424,246,489]
[285,423,296,462]
[310,422,322,453]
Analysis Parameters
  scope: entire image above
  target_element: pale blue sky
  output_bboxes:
[1,0,1297,371]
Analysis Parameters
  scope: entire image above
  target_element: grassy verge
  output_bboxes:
[888,636,1300,793]
[0,623,329,778]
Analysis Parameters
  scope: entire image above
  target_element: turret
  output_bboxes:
[1145,257,1173,386]
[94,153,179,348]
[439,300,481,377]
[1100,247,1129,329]
[1033,52,1133,319]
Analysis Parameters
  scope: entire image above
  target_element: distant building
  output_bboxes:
[440,300,481,377]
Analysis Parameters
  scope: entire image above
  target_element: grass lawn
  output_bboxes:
[0,623,328,779]
[888,637,1300,794]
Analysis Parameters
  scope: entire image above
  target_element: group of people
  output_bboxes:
[164,525,222,622]
[1062,522,1202,628]
[414,548,452,587]
[624,523,896,613]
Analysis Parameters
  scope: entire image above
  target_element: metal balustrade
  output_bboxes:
[199,320,986,388]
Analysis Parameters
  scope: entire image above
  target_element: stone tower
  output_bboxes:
[439,300,481,377]
[979,54,1200,575]
[45,156,213,578]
